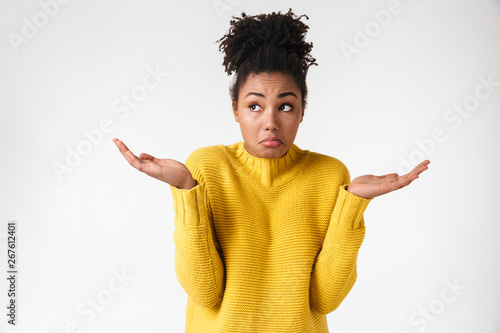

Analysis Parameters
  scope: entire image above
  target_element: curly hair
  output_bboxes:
[216,8,318,109]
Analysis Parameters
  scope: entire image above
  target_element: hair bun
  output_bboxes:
[217,8,317,75]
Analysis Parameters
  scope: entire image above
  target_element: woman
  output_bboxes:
[113,9,429,333]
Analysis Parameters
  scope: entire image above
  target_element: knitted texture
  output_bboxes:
[169,142,372,333]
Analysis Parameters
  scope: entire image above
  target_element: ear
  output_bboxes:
[300,106,304,123]
[232,100,239,122]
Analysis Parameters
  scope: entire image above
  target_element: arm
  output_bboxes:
[169,154,225,308]
[112,138,225,306]
[309,168,372,315]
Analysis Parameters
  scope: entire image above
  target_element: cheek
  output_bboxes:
[284,115,301,127]
[240,119,263,139]
[240,120,259,135]
[237,116,252,131]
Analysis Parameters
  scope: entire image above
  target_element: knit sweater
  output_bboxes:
[169,141,372,333]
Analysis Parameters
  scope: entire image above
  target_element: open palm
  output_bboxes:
[113,138,196,189]
[347,160,430,199]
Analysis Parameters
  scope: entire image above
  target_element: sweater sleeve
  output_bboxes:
[309,165,372,315]
[169,152,225,308]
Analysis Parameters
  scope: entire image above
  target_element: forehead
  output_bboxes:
[240,72,300,94]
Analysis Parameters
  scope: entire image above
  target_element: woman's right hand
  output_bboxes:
[113,138,197,190]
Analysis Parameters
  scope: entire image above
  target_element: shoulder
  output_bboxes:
[184,144,226,170]
[307,150,351,182]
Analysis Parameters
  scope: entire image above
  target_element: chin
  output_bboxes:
[260,146,287,159]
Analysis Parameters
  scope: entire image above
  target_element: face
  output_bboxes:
[232,71,304,159]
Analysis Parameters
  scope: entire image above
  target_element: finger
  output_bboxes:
[384,161,428,192]
[113,138,132,157]
[113,139,141,167]
[397,173,420,188]
[139,152,156,161]
[125,150,146,171]
[411,163,429,177]
[114,140,137,166]
[383,172,413,187]
[383,173,399,178]
[406,160,430,177]
[114,139,146,168]
[414,160,430,170]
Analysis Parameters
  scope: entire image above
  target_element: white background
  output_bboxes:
[1,0,499,332]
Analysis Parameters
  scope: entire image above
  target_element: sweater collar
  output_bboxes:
[224,141,310,188]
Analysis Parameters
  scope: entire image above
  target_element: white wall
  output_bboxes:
[1,0,499,332]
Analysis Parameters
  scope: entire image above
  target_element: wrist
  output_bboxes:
[345,184,373,200]
[177,178,197,190]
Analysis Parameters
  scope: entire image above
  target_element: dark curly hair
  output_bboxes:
[216,8,318,109]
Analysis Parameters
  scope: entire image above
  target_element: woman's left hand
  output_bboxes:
[346,160,430,199]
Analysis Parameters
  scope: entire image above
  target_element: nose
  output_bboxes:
[264,108,279,131]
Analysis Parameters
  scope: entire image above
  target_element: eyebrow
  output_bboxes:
[244,92,298,99]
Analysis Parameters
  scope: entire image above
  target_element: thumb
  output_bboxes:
[139,152,156,161]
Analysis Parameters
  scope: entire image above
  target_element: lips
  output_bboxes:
[261,137,282,143]
[260,137,283,148]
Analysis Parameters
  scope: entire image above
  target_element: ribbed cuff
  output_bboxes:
[169,181,209,226]
[331,184,372,229]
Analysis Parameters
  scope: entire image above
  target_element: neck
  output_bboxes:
[224,141,310,188]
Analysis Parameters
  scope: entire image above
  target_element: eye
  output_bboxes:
[249,104,262,111]
[280,104,293,112]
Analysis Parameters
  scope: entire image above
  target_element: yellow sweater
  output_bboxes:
[169,141,372,333]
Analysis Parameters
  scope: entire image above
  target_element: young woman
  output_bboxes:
[113,9,429,332]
